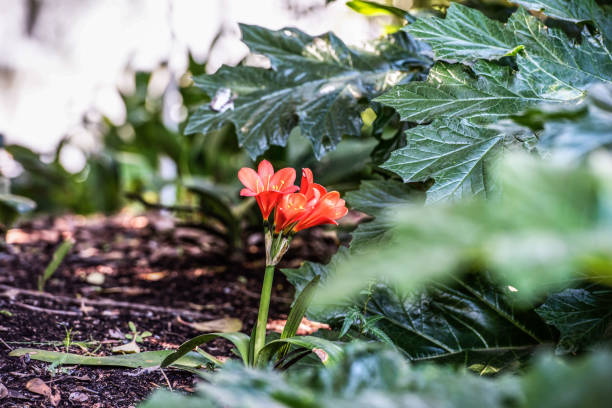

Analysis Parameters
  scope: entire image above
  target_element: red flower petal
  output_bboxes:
[300,168,313,194]
[256,191,282,220]
[274,193,308,233]
[270,168,296,192]
[240,188,258,197]
[238,168,263,194]
[294,190,347,232]
[258,160,274,190]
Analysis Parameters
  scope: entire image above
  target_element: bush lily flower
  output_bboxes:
[239,160,347,364]
[158,160,347,371]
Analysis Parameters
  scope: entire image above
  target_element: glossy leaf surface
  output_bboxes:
[186,25,429,159]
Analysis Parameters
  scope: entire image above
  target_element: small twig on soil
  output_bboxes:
[159,368,172,391]
[13,301,80,316]
[0,336,13,350]
[46,375,92,384]
[0,284,212,319]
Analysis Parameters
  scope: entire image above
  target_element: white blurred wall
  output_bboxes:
[0,0,381,158]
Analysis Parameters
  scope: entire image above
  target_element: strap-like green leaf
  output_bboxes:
[160,332,250,368]
[256,335,343,367]
[9,348,209,369]
[277,275,321,359]
[247,326,256,367]
[0,193,36,214]
[281,275,321,340]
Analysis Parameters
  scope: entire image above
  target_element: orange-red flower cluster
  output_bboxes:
[239,160,348,234]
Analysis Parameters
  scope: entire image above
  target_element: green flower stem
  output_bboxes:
[253,264,275,362]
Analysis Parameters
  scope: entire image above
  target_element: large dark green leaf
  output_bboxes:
[406,3,612,88]
[379,3,612,125]
[514,0,602,22]
[376,2,611,202]
[508,83,612,161]
[287,176,556,364]
[375,61,573,125]
[364,275,549,365]
[514,0,612,56]
[405,3,520,62]
[536,288,612,354]
[186,25,429,159]
[381,119,504,202]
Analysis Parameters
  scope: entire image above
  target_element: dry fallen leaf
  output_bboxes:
[2,289,19,300]
[25,378,51,397]
[0,383,8,399]
[108,328,124,339]
[267,317,331,335]
[50,388,61,407]
[86,271,105,285]
[112,339,140,354]
[177,316,242,333]
[25,378,60,406]
[69,391,89,403]
[137,271,168,281]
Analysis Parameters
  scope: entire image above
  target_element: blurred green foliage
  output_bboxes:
[5,142,120,214]
[2,0,611,405]
[0,177,36,240]
[141,342,612,408]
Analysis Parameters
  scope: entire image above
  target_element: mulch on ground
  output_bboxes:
[0,212,339,407]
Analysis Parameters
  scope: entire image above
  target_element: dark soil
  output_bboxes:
[0,212,339,407]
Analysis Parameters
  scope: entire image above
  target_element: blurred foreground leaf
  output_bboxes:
[0,193,36,234]
[319,154,612,303]
[140,342,612,408]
